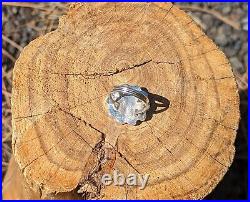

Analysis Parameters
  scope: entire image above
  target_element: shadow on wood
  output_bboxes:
[141,87,170,123]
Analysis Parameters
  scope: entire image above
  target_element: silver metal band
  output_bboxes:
[110,84,149,105]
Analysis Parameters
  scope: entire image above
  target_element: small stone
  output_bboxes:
[221,24,232,36]
[201,14,213,30]
[234,40,242,52]
[215,34,228,46]
[4,21,12,34]
[243,53,248,67]
[230,57,245,74]
[243,23,248,31]
[242,17,248,31]
[231,34,239,41]
[8,46,16,55]
[225,47,238,57]
[222,6,231,14]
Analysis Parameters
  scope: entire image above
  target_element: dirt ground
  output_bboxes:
[2,3,248,199]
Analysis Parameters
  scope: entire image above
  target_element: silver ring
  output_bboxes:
[107,84,150,125]
[110,84,149,106]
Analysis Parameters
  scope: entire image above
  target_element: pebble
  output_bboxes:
[242,17,248,31]
[243,54,248,67]
[201,14,214,29]
[241,43,248,54]
[4,21,12,34]
[221,24,232,36]
[222,6,231,14]
[230,57,245,73]
[8,46,16,55]
[215,34,228,46]
[234,40,242,52]
[225,47,238,57]
[231,33,240,41]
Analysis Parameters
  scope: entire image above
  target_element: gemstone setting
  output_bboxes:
[107,84,150,125]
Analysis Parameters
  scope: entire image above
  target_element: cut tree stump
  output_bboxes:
[6,2,239,199]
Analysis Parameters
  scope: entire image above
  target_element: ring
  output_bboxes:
[107,84,150,125]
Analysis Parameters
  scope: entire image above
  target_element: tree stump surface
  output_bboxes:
[11,3,239,199]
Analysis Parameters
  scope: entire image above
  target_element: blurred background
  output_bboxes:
[2,2,248,199]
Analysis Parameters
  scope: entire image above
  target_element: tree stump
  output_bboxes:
[8,3,239,199]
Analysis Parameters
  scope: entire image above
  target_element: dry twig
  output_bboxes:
[2,49,16,63]
[2,35,23,52]
[2,2,54,11]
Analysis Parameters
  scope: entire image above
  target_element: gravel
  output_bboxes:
[177,3,248,75]
[215,34,228,46]
[230,57,245,73]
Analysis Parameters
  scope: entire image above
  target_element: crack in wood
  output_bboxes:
[48,59,178,80]
[49,59,152,79]
[77,135,106,199]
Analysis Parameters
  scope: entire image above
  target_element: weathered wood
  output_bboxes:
[9,3,239,199]
[3,157,40,199]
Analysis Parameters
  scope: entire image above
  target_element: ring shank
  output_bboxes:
[110,84,149,104]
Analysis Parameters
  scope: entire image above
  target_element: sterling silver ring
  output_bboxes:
[107,84,150,125]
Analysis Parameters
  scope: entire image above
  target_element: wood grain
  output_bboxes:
[10,3,239,199]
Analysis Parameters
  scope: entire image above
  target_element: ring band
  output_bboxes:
[110,84,149,105]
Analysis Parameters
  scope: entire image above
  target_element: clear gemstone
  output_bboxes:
[107,85,150,125]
